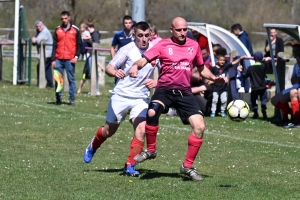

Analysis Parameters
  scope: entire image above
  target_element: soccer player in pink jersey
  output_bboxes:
[129,17,226,181]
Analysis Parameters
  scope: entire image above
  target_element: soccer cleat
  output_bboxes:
[123,164,140,177]
[180,164,203,181]
[84,139,96,163]
[69,100,76,106]
[210,113,215,117]
[282,123,295,129]
[220,111,227,117]
[134,150,157,163]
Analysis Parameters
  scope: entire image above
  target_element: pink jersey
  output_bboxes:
[143,38,203,92]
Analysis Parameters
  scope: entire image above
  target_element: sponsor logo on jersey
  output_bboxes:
[187,47,193,54]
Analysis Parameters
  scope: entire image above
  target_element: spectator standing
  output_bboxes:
[79,23,91,61]
[238,52,269,119]
[77,19,102,95]
[191,29,209,51]
[149,24,162,46]
[32,20,53,88]
[231,23,253,55]
[51,11,81,105]
[110,15,134,86]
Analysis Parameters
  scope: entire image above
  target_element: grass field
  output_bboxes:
[0,58,300,200]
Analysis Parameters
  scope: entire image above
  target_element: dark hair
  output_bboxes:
[123,15,132,22]
[134,21,150,32]
[215,47,227,56]
[216,54,226,59]
[61,11,70,16]
[292,44,300,49]
[212,43,222,48]
[86,18,94,28]
[231,23,243,31]
[200,47,208,52]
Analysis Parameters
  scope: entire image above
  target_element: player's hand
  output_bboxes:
[214,76,228,83]
[71,57,78,64]
[51,61,56,68]
[129,65,139,78]
[114,69,125,79]
[237,65,243,71]
[144,79,157,89]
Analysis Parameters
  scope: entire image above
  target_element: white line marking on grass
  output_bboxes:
[1,96,300,149]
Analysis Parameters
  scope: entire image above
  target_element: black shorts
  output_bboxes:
[152,88,203,124]
[82,60,91,80]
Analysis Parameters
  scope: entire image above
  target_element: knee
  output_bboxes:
[290,89,298,99]
[192,123,205,137]
[147,109,156,118]
[270,96,278,106]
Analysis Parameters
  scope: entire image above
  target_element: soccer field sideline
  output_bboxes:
[1,95,299,150]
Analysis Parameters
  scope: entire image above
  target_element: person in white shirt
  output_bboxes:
[83,22,158,177]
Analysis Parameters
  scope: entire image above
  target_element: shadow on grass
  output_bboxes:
[47,101,71,105]
[86,168,211,181]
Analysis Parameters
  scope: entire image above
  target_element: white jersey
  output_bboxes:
[109,42,156,99]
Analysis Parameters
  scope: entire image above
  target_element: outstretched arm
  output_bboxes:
[129,57,148,77]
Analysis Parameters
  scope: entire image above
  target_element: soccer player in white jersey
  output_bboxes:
[83,22,158,176]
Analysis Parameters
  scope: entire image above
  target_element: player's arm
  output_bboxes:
[198,64,227,83]
[231,55,246,66]
[105,64,125,78]
[144,79,157,89]
[110,45,116,58]
[129,57,150,78]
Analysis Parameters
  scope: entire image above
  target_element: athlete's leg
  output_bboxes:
[290,89,300,124]
[145,100,165,152]
[183,114,205,168]
[271,91,291,120]
[251,90,259,118]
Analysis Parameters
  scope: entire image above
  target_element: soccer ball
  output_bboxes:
[226,100,250,122]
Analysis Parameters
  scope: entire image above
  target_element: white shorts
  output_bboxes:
[106,94,149,124]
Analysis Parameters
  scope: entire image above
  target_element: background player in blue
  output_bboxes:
[110,15,134,85]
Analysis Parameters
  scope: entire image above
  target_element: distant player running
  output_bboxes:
[83,22,158,176]
[129,17,226,181]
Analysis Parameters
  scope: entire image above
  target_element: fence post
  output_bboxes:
[38,40,46,88]
[99,56,105,86]
[90,42,100,96]
[0,44,2,81]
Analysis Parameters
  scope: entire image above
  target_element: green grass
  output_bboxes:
[0,58,300,199]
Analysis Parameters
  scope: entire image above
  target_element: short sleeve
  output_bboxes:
[108,45,130,69]
[143,42,161,62]
[111,33,118,46]
[194,46,204,66]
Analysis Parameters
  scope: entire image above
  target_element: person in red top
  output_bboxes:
[129,17,226,181]
[191,29,209,52]
[51,11,81,106]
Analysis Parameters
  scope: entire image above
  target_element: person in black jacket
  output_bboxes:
[264,28,284,74]
[237,52,271,119]
[77,19,102,95]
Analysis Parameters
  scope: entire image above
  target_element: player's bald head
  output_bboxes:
[171,17,187,28]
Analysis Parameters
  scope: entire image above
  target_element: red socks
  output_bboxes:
[291,100,300,124]
[126,137,144,166]
[275,102,291,120]
[145,123,159,152]
[183,133,203,168]
[91,126,107,149]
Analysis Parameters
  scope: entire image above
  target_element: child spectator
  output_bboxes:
[210,54,245,117]
[237,52,270,119]
[77,59,104,94]
[80,23,91,60]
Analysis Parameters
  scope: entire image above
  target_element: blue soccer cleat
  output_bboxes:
[83,138,96,163]
[123,163,140,177]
